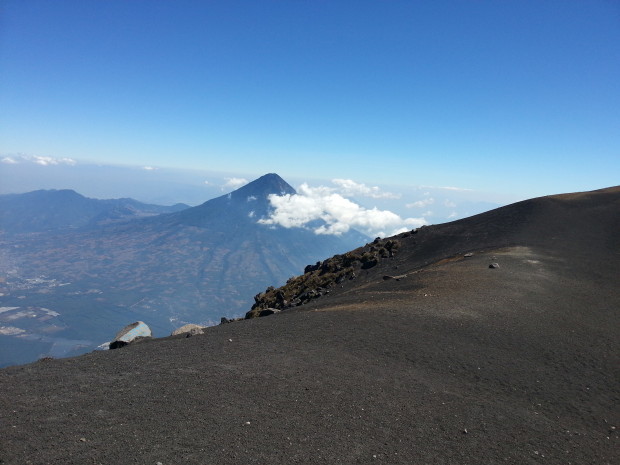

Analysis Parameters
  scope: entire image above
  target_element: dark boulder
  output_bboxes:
[304,261,322,274]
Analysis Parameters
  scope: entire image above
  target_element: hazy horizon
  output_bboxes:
[0,156,512,237]
[2,1,619,234]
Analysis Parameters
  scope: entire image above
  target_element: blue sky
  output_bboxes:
[1,0,619,230]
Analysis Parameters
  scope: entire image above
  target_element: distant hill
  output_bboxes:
[0,189,189,234]
[0,186,618,464]
[0,174,368,366]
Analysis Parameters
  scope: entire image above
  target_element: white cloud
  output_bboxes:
[406,198,435,208]
[34,157,52,166]
[2,154,77,166]
[1,153,77,166]
[247,195,257,202]
[443,199,457,208]
[259,183,426,238]
[331,178,401,199]
[0,326,26,336]
[31,155,76,166]
[142,166,157,171]
[223,177,248,190]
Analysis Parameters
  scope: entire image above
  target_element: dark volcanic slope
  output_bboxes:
[1,186,619,464]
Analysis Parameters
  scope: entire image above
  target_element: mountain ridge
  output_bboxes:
[0,174,367,366]
[0,188,189,234]
[0,185,618,463]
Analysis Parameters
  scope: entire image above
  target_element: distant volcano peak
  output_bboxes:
[167,173,297,227]
[232,173,296,199]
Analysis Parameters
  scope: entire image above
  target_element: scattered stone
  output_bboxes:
[489,263,500,269]
[79,437,87,442]
[109,321,152,350]
[171,324,205,337]
[463,428,468,434]
[383,274,407,281]
[464,253,473,257]
[220,317,231,324]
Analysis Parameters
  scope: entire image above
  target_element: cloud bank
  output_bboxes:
[259,181,426,238]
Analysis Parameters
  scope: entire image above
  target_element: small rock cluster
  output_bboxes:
[109,321,210,349]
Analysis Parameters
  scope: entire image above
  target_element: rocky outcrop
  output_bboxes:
[251,237,403,311]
